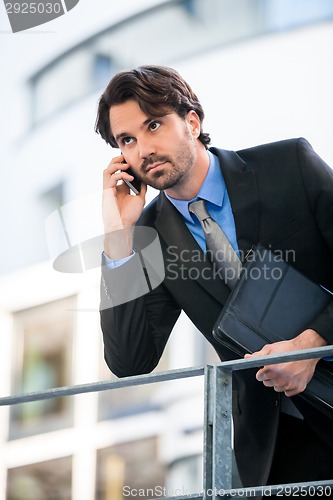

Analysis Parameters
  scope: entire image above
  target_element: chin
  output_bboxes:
[148,170,183,191]
[150,178,178,191]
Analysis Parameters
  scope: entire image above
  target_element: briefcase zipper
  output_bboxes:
[243,245,256,262]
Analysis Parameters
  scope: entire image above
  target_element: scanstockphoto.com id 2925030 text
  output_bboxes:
[122,484,333,497]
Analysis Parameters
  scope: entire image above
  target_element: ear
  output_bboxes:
[186,110,201,138]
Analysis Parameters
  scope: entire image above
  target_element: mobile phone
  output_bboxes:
[122,160,141,195]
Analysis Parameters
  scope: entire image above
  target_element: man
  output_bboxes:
[95,66,333,492]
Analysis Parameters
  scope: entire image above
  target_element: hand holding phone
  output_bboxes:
[120,155,141,195]
[123,165,142,195]
[103,154,147,259]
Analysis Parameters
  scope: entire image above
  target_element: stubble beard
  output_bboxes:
[140,134,197,192]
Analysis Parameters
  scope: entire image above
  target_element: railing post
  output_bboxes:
[203,365,233,499]
[203,365,213,499]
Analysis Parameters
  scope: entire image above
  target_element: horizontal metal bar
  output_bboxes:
[0,365,204,407]
[133,478,333,500]
[1,345,332,407]
[214,345,333,372]
[151,495,203,500]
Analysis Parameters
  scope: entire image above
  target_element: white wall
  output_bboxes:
[1,13,332,275]
[179,22,333,161]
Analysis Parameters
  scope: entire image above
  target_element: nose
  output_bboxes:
[137,136,156,159]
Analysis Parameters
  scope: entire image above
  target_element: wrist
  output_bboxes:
[293,329,328,367]
[104,226,134,260]
[295,329,328,349]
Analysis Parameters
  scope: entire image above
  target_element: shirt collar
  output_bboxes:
[165,150,226,222]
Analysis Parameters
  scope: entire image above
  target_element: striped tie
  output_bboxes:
[189,199,242,288]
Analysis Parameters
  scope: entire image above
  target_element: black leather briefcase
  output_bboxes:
[212,245,333,417]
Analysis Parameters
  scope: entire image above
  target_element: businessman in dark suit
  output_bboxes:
[95,66,333,493]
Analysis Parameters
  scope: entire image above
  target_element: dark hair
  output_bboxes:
[95,65,211,148]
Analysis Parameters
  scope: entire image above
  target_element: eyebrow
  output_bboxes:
[114,116,162,143]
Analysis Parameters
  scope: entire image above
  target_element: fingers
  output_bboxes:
[102,155,147,235]
[274,384,301,397]
[244,345,272,359]
[256,364,288,385]
[257,373,298,396]
[244,343,310,397]
[103,154,134,190]
[284,387,300,397]
[256,364,307,397]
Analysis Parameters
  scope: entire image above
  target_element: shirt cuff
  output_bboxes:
[102,251,135,269]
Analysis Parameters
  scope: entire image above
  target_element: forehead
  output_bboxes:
[109,99,147,132]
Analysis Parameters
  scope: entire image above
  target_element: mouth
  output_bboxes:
[145,161,167,173]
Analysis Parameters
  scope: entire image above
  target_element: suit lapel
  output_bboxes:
[154,147,260,304]
[155,193,230,305]
[210,147,260,259]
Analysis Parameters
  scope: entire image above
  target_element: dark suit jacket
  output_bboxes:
[100,137,333,486]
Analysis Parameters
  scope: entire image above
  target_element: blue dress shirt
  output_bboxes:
[165,150,239,256]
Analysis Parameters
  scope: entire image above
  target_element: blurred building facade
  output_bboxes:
[0,1,333,498]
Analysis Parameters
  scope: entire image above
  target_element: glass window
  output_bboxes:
[166,455,203,495]
[28,0,333,127]
[30,47,95,124]
[7,456,72,500]
[10,296,75,439]
[98,341,170,421]
[96,437,166,500]
[182,0,198,17]
[92,54,114,90]
[265,0,333,30]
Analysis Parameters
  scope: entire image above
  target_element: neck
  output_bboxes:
[165,145,210,200]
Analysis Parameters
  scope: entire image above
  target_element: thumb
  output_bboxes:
[245,345,272,358]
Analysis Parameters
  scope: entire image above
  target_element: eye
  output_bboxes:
[122,136,134,145]
[149,121,161,132]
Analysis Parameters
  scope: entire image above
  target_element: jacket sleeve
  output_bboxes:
[297,138,333,344]
[100,253,181,377]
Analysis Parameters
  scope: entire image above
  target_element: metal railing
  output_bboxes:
[1,345,333,499]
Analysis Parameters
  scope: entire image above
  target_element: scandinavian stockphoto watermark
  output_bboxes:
[45,192,296,309]
[45,192,296,308]
[165,245,296,283]
[3,0,80,33]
